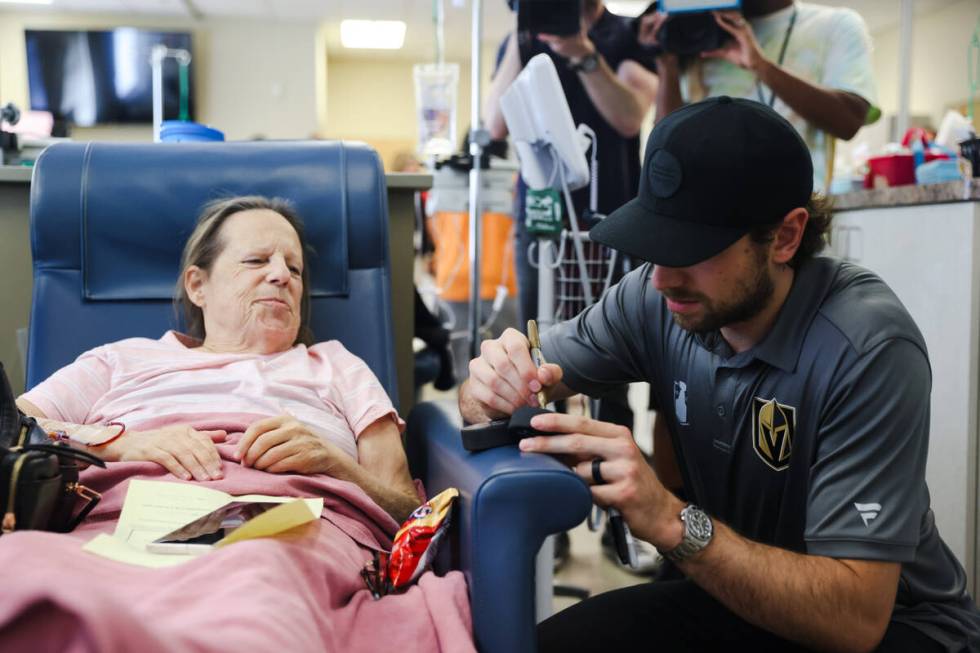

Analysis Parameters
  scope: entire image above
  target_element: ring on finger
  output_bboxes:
[591,458,606,485]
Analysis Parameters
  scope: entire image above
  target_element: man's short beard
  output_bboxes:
[671,246,775,334]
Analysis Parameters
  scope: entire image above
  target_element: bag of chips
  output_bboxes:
[387,487,459,589]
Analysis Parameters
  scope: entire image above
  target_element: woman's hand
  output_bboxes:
[102,425,227,481]
[236,414,348,475]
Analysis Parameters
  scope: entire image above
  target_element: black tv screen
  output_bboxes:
[25,28,194,126]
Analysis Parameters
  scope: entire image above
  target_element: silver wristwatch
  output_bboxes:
[568,51,600,73]
[664,504,713,563]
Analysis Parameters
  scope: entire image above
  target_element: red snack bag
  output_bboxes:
[387,488,459,589]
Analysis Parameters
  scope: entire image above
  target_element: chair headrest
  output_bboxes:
[32,141,390,301]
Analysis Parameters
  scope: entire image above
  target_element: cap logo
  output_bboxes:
[648,149,683,199]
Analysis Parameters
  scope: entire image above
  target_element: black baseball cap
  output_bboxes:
[589,96,813,267]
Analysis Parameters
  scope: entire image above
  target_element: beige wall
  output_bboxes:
[0,8,504,159]
[871,0,980,131]
[0,10,323,141]
[323,48,497,170]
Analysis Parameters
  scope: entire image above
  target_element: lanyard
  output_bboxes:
[756,7,798,107]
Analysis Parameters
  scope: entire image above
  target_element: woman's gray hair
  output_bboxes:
[174,195,315,346]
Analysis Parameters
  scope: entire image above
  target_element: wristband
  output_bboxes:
[48,421,126,447]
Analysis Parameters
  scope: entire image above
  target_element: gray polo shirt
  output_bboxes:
[542,256,980,649]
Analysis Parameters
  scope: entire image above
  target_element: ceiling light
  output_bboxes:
[0,0,54,4]
[606,1,649,17]
[340,20,406,50]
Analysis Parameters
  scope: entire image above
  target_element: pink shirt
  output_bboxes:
[21,331,403,462]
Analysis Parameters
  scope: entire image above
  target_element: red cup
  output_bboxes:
[864,154,915,189]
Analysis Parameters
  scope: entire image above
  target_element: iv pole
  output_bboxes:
[151,44,192,143]
[467,0,489,360]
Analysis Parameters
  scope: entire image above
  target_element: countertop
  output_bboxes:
[833,178,980,211]
[0,166,32,183]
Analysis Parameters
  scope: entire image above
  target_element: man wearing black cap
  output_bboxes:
[459,97,980,651]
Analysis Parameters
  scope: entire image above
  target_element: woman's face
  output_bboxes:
[185,209,304,354]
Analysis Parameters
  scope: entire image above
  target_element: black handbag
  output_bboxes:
[0,362,105,535]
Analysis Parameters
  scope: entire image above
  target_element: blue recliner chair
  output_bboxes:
[26,141,591,653]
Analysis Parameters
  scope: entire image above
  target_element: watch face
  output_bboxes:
[685,507,713,541]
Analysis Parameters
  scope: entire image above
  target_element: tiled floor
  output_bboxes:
[552,521,652,614]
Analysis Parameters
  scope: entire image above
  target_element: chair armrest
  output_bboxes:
[406,400,592,653]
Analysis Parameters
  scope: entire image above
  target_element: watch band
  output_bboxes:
[568,51,600,73]
[664,504,713,563]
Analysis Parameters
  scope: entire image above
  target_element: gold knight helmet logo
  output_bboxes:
[752,397,796,471]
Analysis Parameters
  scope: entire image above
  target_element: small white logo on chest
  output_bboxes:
[674,381,688,426]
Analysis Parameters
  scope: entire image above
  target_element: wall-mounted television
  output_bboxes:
[25,28,194,127]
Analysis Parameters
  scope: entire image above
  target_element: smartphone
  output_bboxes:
[517,0,582,37]
[146,501,278,554]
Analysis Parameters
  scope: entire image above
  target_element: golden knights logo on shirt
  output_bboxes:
[752,397,796,471]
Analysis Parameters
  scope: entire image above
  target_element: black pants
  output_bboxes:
[538,579,945,652]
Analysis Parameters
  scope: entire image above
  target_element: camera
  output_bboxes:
[638,0,741,56]
[511,0,583,37]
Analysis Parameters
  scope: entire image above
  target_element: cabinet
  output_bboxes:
[831,200,980,596]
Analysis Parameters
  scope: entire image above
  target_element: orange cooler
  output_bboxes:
[427,167,517,302]
[430,210,517,302]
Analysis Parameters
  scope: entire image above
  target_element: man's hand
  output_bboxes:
[236,414,346,475]
[464,328,565,420]
[518,412,684,548]
[103,425,227,481]
[637,10,669,49]
[536,19,596,62]
[702,11,768,74]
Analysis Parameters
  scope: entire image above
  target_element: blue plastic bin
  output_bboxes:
[160,121,225,143]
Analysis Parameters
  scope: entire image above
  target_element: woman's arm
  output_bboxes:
[347,417,423,522]
[16,397,226,481]
[237,414,422,522]
[484,31,522,141]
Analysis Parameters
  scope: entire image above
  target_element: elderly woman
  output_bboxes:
[16,196,420,522]
[2,197,473,653]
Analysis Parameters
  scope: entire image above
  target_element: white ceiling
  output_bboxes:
[4,0,963,60]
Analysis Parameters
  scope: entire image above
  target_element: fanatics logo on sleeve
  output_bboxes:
[854,502,881,527]
[752,397,796,471]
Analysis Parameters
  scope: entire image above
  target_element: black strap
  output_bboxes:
[756,7,798,108]
[460,406,563,452]
[461,419,517,452]
[23,442,105,468]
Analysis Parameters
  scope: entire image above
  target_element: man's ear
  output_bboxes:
[771,208,808,266]
[184,266,207,308]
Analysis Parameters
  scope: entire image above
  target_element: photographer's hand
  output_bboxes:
[535,21,596,62]
[702,11,767,74]
[538,18,657,138]
[637,11,669,49]
[706,9,870,140]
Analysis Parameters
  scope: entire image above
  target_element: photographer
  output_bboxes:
[483,0,660,571]
[639,0,879,191]
[484,0,659,330]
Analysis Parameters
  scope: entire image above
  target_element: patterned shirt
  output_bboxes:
[681,2,880,191]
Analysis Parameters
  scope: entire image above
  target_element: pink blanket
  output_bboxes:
[0,443,475,653]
